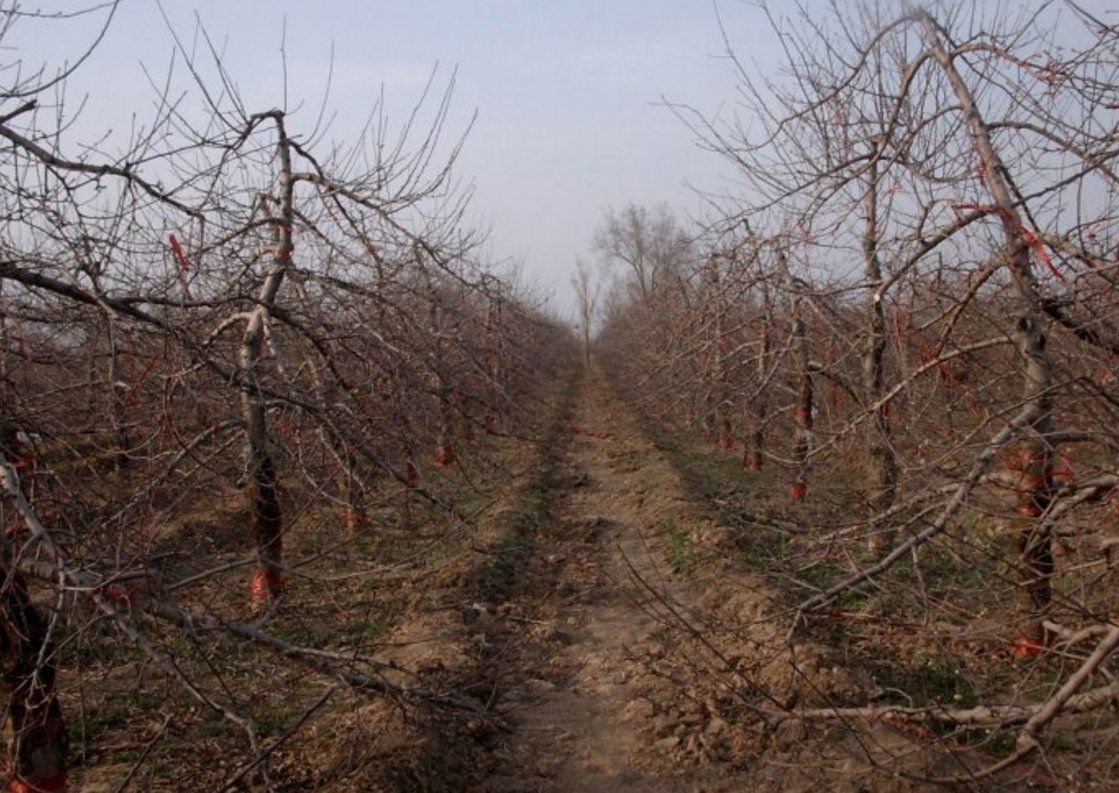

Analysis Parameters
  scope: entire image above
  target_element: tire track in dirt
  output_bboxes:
[478,370,743,793]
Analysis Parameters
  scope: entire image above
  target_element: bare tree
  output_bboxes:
[789,272,814,502]
[572,257,599,367]
[605,0,1119,783]
[0,6,557,787]
[594,203,692,302]
[862,134,898,550]
[745,273,774,472]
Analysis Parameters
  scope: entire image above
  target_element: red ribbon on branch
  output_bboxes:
[120,338,168,410]
[169,234,193,298]
[954,204,1066,284]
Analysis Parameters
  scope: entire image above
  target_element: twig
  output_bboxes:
[112,713,174,793]
[780,625,1119,785]
[789,404,1039,641]
[216,688,335,793]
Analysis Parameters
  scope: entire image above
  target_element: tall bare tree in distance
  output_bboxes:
[572,257,599,366]
[594,203,692,303]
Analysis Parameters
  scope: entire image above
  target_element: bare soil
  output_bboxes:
[473,368,746,793]
[68,365,1078,791]
[448,369,949,793]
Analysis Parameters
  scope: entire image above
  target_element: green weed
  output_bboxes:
[664,519,697,576]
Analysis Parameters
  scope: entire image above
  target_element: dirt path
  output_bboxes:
[478,370,744,793]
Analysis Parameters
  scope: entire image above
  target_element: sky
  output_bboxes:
[10,0,774,318]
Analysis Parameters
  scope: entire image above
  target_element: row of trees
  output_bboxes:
[595,0,1119,783]
[0,4,558,788]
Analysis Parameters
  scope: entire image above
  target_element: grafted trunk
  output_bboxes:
[1007,446,1055,653]
[247,451,283,601]
[426,274,456,469]
[922,11,1055,649]
[241,112,294,603]
[0,445,67,792]
[863,139,898,553]
[104,313,131,473]
[710,268,733,451]
[243,300,285,604]
[435,391,456,469]
[0,577,68,793]
[483,299,505,433]
[336,445,366,537]
[791,288,813,501]
[746,292,772,472]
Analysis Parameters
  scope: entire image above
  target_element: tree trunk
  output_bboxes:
[863,138,899,553]
[0,577,68,793]
[242,113,294,604]
[339,447,366,537]
[922,11,1055,650]
[426,273,455,469]
[791,286,813,501]
[746,291,772,472]
[0,446,67,792]
[709,262,733,451]
[484,299,506,434]
[106,315,130,473]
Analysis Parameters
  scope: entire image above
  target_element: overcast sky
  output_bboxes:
[17,1,778,315]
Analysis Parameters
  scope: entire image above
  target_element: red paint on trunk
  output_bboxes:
[250,568,285,603]
[1012,636,1047,657]
[9,771,68,792]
